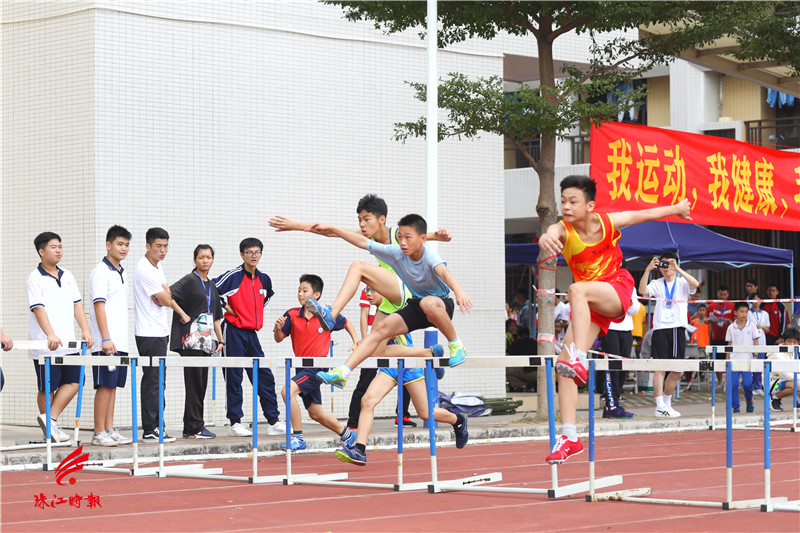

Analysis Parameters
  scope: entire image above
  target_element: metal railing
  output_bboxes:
[744,117,800,150]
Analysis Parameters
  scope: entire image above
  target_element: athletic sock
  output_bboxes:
[340,365,352,379]
[664,394,673,408]
[655,396,665,410]
[293,430,305,442]
[355,443,366,453]
[448,337,463,347]
[574,349,588,368]
[453,413,465,429]
[562,424,578,441]
[339,427,352,440]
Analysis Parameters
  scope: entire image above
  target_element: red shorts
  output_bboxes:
[588,269,635,335]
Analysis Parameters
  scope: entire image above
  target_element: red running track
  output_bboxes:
[2,430,798,532]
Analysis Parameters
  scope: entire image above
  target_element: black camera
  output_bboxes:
[658,260,670,269]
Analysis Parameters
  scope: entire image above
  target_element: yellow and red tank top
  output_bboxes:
[559,212,623,283]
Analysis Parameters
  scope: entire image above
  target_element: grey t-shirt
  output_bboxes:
[366,240,450,298]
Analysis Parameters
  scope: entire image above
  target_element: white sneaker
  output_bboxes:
[51,419,70,442]
[266,421,286,435]
[106,428,132,445]
[91,431,118,447]
[655,407,681,418]
[753,389,765,397]
[229,422,252,437]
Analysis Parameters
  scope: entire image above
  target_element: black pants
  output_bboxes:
[597,330,632,409]
[136,336,169,434]
[180,349,209,435]
[346,369,411,428]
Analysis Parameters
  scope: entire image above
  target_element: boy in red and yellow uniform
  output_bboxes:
[539,176,691,464]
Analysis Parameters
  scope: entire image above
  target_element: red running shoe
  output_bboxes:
[555,360,588,385]
[545,435,584,464]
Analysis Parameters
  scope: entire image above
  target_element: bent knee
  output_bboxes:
[419,296,444,313]
[361,394,379,410]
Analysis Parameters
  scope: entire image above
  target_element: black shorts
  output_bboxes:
[651,327,687,360]
[396,296,455,333]
[292,369,323,409]
[92,351,128,389]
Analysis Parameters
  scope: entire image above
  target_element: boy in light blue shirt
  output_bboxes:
[305,214,472,388]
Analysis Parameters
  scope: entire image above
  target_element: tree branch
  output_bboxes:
[548,15,593,43]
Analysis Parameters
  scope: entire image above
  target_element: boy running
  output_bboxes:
[538,175,691,464]
[305,214,471,387]
[274,274,360,451]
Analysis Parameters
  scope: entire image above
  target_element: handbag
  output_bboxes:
[181,312,214,353]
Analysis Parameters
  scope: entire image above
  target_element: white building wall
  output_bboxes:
[2,1,505,428]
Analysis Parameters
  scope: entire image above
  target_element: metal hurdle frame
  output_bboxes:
[0,341,82,458]
[590,357,799,510]
[156,355,344,484]
[286,357,499,491]
[708,345,799,433]
[429,356,623,498]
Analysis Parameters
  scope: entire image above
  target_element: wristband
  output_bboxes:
[102,338,112,343]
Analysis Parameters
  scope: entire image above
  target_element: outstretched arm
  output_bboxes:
[434,263,473,313]
[610,198,691,230]
[428,228,452,242]
[270,215,363,239]
[306,222,369,250]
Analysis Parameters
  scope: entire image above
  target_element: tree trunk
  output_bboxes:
[533,27,560,421]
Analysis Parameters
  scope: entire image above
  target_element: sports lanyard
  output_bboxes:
[195,272,212,313]
[663,279,676,308]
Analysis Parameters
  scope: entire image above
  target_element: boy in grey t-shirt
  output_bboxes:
[304,214,472,389]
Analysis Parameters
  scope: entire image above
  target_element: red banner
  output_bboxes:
[590,122,800,231]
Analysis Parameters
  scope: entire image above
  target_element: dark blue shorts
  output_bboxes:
[292,368,323,409]
[33,358,81,392]
[92,351,128,389]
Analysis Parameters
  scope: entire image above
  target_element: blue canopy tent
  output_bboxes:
[505,221,795,297]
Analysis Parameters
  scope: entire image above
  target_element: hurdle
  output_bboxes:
[286,357,498,491]
[154,355,343,484]
[428,356,623,498]
[590,357,799,510]
[0,341,82,458]
[708,345,799,433]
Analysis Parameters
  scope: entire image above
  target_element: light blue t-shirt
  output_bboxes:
[366,240,450,298]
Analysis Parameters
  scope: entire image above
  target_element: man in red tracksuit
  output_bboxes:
[213,238,284,437]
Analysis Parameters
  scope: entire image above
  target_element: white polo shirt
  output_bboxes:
[133,255,169,337]
[89,257,129,353]
[725,320,760,360]
[27,265,81,359]
[647,276,695,330]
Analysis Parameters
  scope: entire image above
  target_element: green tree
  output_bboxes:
[325,1,800,416]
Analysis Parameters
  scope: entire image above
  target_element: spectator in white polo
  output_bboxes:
[134,227,175,443]
[89,225,134,447]
[27,231,94,442]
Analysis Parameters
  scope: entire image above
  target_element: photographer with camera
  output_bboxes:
[638,252,699,417]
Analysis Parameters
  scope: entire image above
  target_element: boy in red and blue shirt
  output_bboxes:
[274,274,359,450]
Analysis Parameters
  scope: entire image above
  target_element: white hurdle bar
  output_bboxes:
[590,357,800,511]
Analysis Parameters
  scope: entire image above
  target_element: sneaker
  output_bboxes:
[771,397,783,411]
[184,428,216,439]
[746,401,755,413]
[142,428,177,443]
[454,415,469,449]
[304,296,335,331]
[545,435,584,464]
[280,435,307,451]
[448,343,467,367]
[753,389,765,397]
[341,430,358,448]
[655,407,681,418]
[602,407,635,419]
[555,360,588,386]
[266,421,287,435]
[317,367,348,389]
[106,428,132,444]
[733,407,740,414]
[37,414,68,443]
[394,417,417,428]
[335,445,366,466]
[229,422,252,437]
[91,431,118,447]
[50,419,70,443]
